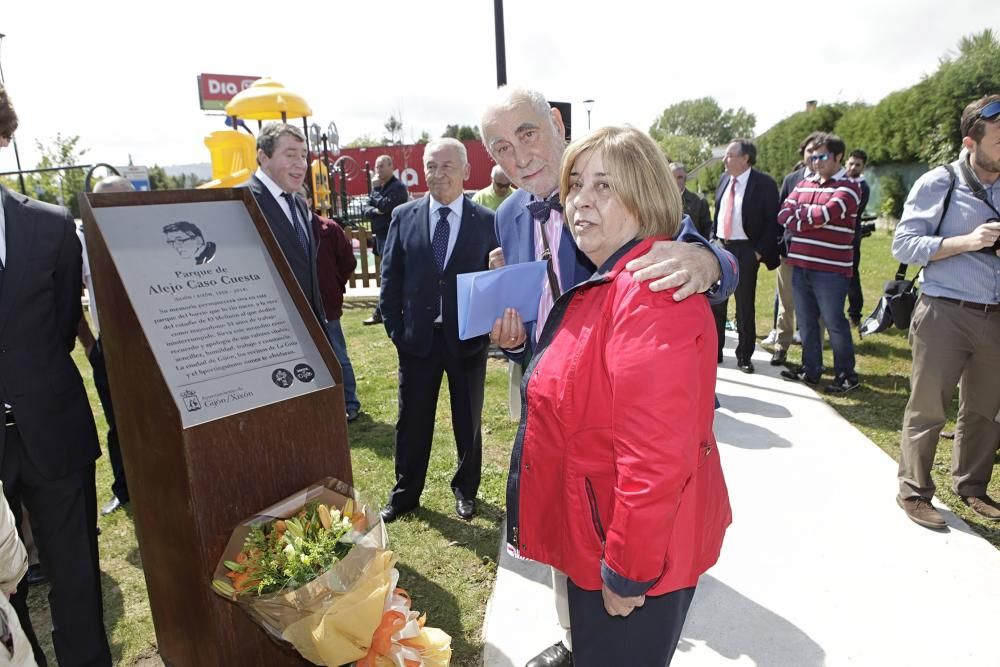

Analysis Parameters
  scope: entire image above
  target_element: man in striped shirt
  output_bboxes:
[777,133,862,393]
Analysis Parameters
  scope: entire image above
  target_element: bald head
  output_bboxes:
[491,165,511,187]
[94,175,136,194]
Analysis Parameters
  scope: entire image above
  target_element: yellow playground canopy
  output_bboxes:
[224,78,312,121]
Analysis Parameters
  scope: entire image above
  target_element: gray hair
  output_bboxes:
[669,162,687,173]
[424,137,468,164]
[491,165,508,180]
[375,154,393,168]
[480,86,561,157]
[257,122,306,161]
[94,175,136,193]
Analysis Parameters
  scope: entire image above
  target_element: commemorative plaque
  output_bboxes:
[91,199,334,427]
[81,188,350,666]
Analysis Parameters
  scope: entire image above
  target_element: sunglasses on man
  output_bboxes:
[809,153,832,162]
[976,100,1000,122]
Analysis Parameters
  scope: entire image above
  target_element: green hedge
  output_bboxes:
[756,30,1000,181]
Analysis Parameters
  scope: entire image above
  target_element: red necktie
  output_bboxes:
[722,178,736,240]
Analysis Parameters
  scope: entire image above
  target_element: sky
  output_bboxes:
[1,1,998,174]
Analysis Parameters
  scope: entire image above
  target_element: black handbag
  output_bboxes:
[861,165,956,337]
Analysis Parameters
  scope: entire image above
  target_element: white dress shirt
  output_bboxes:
[255,168,300,231]
[0,187,7,266]
[720,168,752,240]
[428,194,464,323]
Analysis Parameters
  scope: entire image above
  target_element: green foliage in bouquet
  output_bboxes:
[223,502,356,595]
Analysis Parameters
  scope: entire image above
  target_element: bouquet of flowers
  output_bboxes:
[210,478,450,666]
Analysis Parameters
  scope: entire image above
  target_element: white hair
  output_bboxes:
[480,85,560,158]
[424,137,468,164]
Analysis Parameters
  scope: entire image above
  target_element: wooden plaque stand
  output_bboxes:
[80,189,352,666]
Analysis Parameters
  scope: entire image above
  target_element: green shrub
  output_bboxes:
[879,174,906,220]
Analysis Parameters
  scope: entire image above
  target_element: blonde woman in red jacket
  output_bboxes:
[501,126,732,666]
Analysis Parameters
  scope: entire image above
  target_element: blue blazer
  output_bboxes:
[494,188,739,357]
[379,197,498,358]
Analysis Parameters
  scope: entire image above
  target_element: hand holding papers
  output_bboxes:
[456,261,547,340]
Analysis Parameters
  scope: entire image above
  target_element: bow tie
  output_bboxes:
[526,193,563,223]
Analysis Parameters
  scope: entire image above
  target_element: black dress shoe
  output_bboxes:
[101,496,125,516]
[737,360,755,374]
[362,311,383,326]
[25,564,46,586]
[456,498,475,520]
[769,349,787,366]
[526,641,573,667]
[379,503,416,524]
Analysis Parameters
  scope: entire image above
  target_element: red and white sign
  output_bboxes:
[197,73,261,111]
[323,141,497,197]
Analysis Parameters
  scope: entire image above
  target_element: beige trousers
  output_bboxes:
[899,296,1000,498]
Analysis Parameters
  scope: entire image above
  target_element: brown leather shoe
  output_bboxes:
[897,495,947,530]
[960,495,1000,520]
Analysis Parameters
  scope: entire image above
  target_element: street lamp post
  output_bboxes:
[583,99,594,130]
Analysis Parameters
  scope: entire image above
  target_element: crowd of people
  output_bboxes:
[1,77,998,667]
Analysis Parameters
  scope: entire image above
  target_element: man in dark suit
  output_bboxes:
[248,123,326,323]
[845,149,871,326]
[378,138,497,523]
[671,162,713,239]
[362,155,409,325]
[0,84,112,666]
[712,138,780,373]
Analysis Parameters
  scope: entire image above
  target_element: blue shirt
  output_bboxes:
[892,156,1000,304]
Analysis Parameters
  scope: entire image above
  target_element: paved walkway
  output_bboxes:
[482,332,1000,666]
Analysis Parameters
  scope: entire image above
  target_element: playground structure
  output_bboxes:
[198,78,364,224]
[198,78,385,286]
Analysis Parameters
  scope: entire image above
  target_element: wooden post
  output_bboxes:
[80,189,351,666]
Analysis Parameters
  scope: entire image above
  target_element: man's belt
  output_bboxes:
[933,295,1000,313]
[720,238,751,245]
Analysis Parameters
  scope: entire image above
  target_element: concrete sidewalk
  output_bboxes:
[482,332,1000,666]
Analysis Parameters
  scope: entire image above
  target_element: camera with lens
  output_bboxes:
[858,215,877,239]
[988,217,1000,251]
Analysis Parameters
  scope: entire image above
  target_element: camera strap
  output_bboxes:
[958,157,1000,217]
[895,164,956,281]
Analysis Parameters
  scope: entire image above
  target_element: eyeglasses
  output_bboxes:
[165,235,198,246]
[809,153,832,163]
[977,100,1000,122]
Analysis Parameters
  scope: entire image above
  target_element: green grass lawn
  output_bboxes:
[27,229,998,665]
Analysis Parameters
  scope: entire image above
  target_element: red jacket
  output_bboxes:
[506,237,731,598]
[313,215,356,320]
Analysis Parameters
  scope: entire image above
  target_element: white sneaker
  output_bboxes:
[762,330,778,346]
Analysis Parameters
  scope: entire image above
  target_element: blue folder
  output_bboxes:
[456,261,547,340]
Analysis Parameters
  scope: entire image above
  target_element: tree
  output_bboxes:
[442,124,481,141]
[831,29,1000,166]
[649,97,756,148]
[345,134,382,148]
[33,133,89,218]
[417,131,431,144]
[383,115,403,145]
[656,134,710,171]
[754,103,853,180]
[147,166,206,191]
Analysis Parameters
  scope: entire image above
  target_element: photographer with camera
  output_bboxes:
[892,95,1000,530]
[846,150,872,326]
